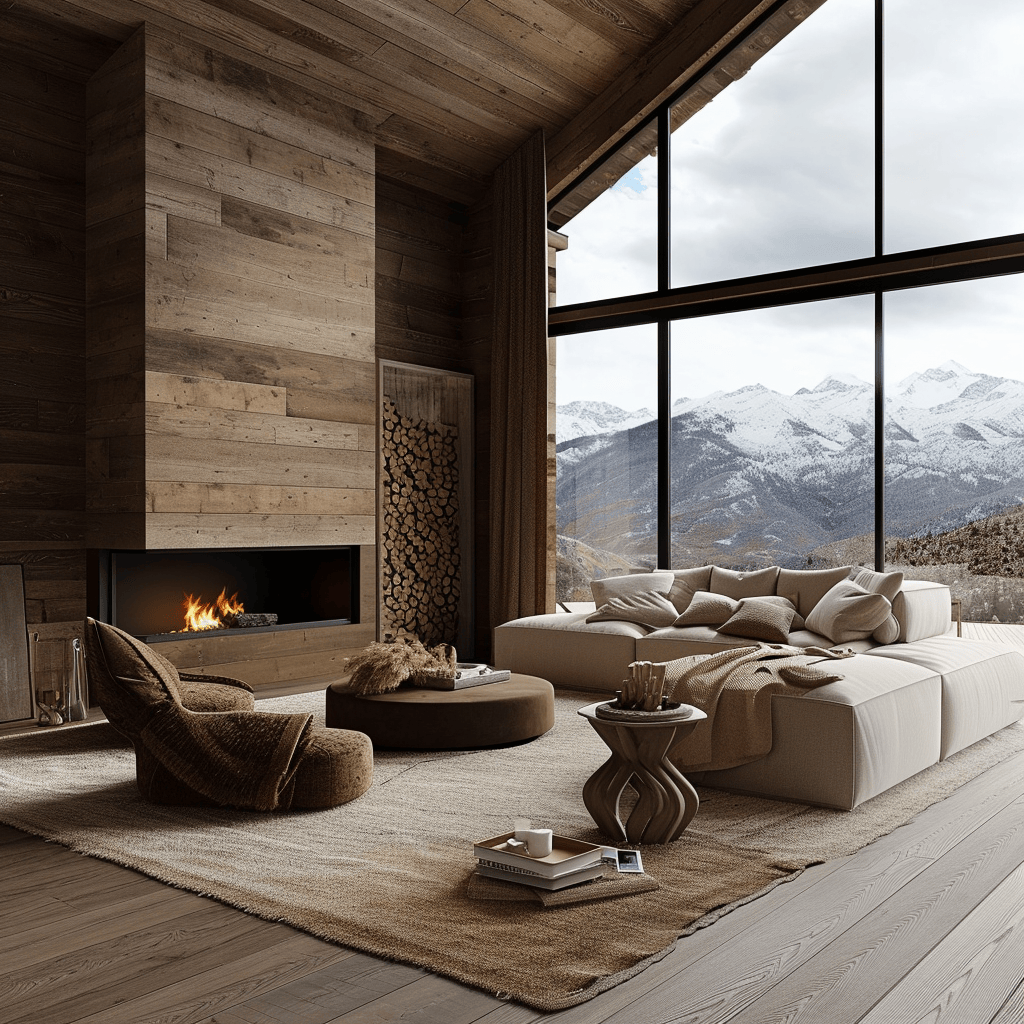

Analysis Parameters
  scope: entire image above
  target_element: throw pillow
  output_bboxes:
[709,566,780,600]
[717,596,797,644]
[587,590,681,629]
[852,567,905,602]
[871,614,901,644]
[805,579,893,643]
[591,571,674,607]
[667,565,714,613]
[852,567,905,645]
[776,566,853,619]
[672,591,739,627]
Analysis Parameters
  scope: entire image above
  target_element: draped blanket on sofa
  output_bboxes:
[664,644,855,771]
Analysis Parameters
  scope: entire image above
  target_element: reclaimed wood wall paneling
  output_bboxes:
[0,41,96,686]
[82,22,377,551]
[86,31,147,549]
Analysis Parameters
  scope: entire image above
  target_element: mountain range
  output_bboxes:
[556,361,1024,573]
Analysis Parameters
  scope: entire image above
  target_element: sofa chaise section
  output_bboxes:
[866,634,1024,759]
[492,612,647,691]
[686,653,942,809]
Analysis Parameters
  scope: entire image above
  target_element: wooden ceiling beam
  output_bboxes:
[546,0,778,200]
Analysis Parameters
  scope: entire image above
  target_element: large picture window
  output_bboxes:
[556,327,658,600]
[670,298,874,571]
[884,275,1024,620]
[550,0,1024,620]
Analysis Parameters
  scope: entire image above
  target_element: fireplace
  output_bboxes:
[92,547,357,642]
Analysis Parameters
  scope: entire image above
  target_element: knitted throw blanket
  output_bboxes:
[140,704,314,811]
[663,644,856,772]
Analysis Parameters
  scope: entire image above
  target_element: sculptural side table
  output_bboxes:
[577,701,707,844]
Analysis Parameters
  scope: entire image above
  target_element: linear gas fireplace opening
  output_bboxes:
[93,547,357,642]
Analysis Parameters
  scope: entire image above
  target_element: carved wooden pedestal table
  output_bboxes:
[577,701,707,845]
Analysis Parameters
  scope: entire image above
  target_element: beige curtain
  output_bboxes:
[489,130,549,628]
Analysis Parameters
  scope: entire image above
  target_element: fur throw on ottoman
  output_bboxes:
[343,634,458,694]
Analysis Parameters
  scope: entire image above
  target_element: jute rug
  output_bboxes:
[2,690,1023,1011]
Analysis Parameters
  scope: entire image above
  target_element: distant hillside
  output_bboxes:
[557,361,1024,571]
[889,503,1024,577]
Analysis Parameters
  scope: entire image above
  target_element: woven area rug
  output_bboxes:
[2,690,1023,1011]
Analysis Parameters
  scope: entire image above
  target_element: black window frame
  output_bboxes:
[548,0,1024,572]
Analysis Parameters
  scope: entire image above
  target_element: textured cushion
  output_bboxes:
[667,566,714,612]
[135,722,373,809]
[709,566,780,600]
[852,567,905,644]
[587,590,680,628]
[673,592,739,627]
[591,571,674,606]
[776,566,852,619]
[852,567,905,602]
[805,579,893,643]
[717,596,797,644]
[871,614,901,645]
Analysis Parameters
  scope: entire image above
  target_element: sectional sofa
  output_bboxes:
[493,565,1024,809]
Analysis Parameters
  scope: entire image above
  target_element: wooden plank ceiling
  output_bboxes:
[2,0,778,204]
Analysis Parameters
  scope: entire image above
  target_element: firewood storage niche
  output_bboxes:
[379,362,474,652]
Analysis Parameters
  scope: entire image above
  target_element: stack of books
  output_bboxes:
[473,832,606,891]
[418,664,512,690]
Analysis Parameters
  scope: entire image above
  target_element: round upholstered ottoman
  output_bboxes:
[324,673,555,750]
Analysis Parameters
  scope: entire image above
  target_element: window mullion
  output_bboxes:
[657,107,672,569]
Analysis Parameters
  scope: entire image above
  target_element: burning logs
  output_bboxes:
[227,612,278,629]
[380,398,460,647]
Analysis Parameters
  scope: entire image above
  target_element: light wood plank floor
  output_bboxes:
[2,622,1023,1024]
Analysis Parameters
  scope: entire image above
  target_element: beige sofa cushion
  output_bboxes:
[805,579,892,643]
[591,571,674,606]
[493,612,644,692]
[853,567,904,602]
[667,565,714,612]
[852,567,904,644]
[892,580,952,643]
[709,566,779,599]
[776,565,852,619]
[587,590,679,629]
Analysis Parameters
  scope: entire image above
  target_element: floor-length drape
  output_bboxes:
[489,130,549,628]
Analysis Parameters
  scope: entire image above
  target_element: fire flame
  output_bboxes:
[182,588,244,631]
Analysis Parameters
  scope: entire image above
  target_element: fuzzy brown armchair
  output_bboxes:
[84,618,373,811]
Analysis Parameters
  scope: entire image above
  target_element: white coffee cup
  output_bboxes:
[524,828,553,858]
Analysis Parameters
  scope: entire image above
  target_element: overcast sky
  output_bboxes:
[555,0,1024,410]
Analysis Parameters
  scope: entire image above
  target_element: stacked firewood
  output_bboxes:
[380,398,460,646]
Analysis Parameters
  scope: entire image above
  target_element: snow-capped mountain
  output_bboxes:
[556,401,656,446]
[556,361,1024,569]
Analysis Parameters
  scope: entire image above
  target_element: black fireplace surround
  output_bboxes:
[91,546,357,642]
